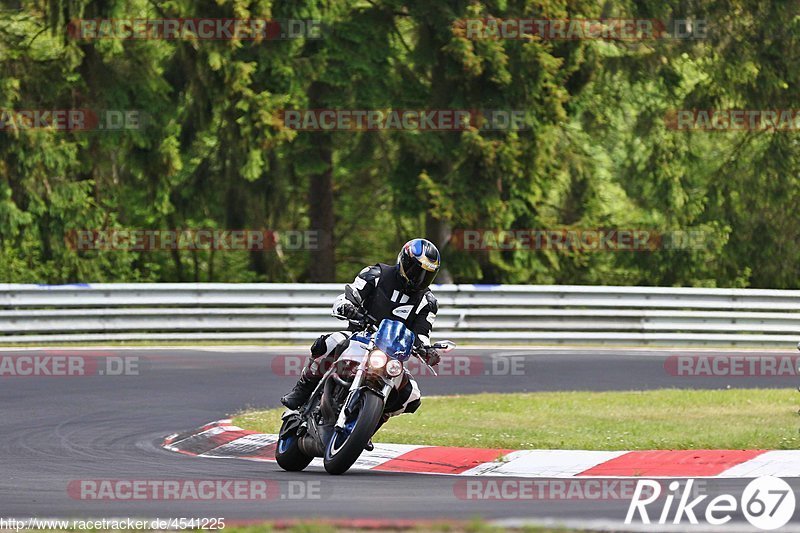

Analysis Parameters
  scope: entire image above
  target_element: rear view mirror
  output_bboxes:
[433,340,456,353]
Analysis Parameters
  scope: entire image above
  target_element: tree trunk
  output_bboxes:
[425,212,453,283]
[306,81,336,281]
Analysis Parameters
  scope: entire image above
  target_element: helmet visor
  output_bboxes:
[400,257,439,292]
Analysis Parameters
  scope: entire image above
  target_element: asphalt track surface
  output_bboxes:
[1,346,799,527]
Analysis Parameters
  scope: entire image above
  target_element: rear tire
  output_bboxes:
[275,418,313,472]
[323,391,383,475]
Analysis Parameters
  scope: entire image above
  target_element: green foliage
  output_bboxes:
[0,0,797,287]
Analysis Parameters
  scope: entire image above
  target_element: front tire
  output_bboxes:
[323,390,384,475]
[275,417,313,472]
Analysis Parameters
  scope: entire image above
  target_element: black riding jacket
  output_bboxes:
[332,263,438,345]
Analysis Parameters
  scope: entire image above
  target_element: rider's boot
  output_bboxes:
[281,371,321,409]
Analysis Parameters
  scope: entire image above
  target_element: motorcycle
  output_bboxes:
[275,307,455,475]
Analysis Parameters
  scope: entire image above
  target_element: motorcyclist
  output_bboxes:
[280,239,442,425]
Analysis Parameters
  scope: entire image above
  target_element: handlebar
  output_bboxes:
[332,309,457,354]
[331,310,378,332]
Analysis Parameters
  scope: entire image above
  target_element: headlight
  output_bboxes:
[368,350,388,370]
[385,359,403,377]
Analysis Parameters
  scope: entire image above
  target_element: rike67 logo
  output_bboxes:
[626,477,795,530]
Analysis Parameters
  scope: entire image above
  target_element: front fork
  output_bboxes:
[334,366,366,429]
[334,367,394,429]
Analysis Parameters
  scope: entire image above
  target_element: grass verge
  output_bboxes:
[234,388,800,450]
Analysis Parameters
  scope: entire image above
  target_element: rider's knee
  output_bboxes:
[310,335,328,356]
[404,398,421,414]
[311,332,348,358]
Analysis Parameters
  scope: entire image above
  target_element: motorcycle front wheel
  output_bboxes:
[323,390,383,475]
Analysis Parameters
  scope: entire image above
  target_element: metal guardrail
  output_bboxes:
[0,283,798,345]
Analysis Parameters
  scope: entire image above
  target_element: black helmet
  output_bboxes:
[397,238,440,292]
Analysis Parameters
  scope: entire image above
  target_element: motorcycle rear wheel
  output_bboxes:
[275,417,313,472]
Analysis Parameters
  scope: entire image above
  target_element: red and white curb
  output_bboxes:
[163,419,799,478]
